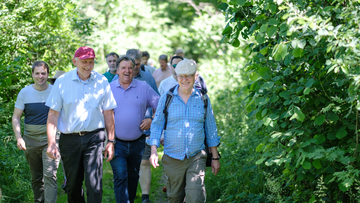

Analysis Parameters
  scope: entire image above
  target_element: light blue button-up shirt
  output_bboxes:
[148,86,220,160]
[45,68,117,133]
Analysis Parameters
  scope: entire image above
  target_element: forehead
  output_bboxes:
[33,66,48,73]
[107,55,118,60]
[142,56,149,59]
[159,60,167,63]
[80,58,94,62]
[119,60,134,67]
[135,59,141,64]
[172,58,182,65]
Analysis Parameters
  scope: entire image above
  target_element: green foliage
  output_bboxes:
[0,0,93,202]
[218,0,360,201]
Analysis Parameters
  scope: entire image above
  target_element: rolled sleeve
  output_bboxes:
[45,80,62,112]
[204,95,220,147]
[102,83,117,110]
[148,94,166,147]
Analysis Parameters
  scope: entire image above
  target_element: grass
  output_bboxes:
[56,145,166,203]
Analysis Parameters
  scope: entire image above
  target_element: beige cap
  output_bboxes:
[175,59,197,75]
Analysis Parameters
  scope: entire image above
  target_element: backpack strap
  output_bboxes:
[163,85,177,130]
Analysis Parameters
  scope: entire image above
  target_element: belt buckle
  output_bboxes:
[79,131,86,136]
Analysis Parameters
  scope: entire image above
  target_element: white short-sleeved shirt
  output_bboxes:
[45,68,117,133]
[158,76,178,95]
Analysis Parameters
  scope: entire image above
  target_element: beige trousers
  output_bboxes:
[162,150,207,203]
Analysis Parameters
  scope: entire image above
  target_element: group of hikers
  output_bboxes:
[12,46,221,203]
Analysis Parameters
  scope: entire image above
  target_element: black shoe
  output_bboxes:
[142,199,150,203]
[61,180,67,193]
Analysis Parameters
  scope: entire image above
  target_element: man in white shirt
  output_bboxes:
[45,46,117,203]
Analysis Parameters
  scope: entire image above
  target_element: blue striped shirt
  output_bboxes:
[148,86,220,160]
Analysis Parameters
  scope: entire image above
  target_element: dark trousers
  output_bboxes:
[110,136,145,203]
[59,129,106,203]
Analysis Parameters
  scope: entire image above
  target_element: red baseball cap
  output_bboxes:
[74,46,97,60]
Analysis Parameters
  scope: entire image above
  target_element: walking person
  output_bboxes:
[148,59,221,203]
[110,55,160,203]
[45,46,117,203]
[12,61,60,203]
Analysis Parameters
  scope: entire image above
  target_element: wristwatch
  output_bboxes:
[212,157,220,160]
[108,139,116,144]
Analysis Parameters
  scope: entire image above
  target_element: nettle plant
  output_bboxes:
[220,0,360,201]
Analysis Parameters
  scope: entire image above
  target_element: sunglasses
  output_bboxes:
[172,64,177,68]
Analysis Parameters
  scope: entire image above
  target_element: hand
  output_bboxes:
[104,142,114,162]
[160,138,164,146]
[46,143,60,159]
[140,118,152,131]
[16,137,26,150]
[149,146,159,168]
[211,160,220,176]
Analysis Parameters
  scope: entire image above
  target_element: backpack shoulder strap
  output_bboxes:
[200,89,208,120]
[163,85,177,130]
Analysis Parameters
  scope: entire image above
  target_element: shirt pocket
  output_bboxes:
[191,103,205,123]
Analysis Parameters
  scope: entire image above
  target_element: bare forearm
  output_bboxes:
[47,109,59,145]
[104,110,115,140]
[12,117,22,140]
[210,146,219,158]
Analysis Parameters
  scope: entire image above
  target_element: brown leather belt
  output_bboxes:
[62,128,104,136]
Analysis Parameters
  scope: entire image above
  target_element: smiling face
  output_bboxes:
[177,73,195,91]
[72,58,94,81]
[32,66,49,87]
[106,55,118,74]
[117,60,134,86]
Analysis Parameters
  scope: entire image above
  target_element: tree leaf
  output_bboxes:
[292,48,303,57]
[268,18,280,25]
[222,26,232,35]
[302,161,312,169]
[232,39,240,47]
[266,26,277,38]
[272,43,288,61]
[305,78,315,87]
[256,143,264,152]
[279,90,290,99]
[249,72,259,81]
[303,87,311,95]
[261,81,274,90]
[258,67,270,79]
[293,106,305,122]
[336,127,348,139]
[328,112,339,122]
[314,115,325,125]
[312,160,322,169]
[237,0,246,6]
[256,34,266,44]
[218,3,228,11]
[260,24,267,33]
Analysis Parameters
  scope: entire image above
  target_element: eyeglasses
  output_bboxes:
[177,74,195,80]
[172,64,177,68]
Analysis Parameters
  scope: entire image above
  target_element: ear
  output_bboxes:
[72,58,76,65]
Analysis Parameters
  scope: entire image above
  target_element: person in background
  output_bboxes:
[110,55,159,203]
[147,58,156,69]
[103,52,119,82]
[46,46,117,203]
[174,48,185,59]
[141,51,155,74]
[152,54,172,88]
[158,56,183,96]
[148,59,221,203]
[12,61,60,203]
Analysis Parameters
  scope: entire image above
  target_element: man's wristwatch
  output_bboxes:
[108,139,116,144]
[212,157,220,160]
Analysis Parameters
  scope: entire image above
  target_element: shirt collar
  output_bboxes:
[116,78,137,89]
[173,85,199,97]
[133,70,144,79]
